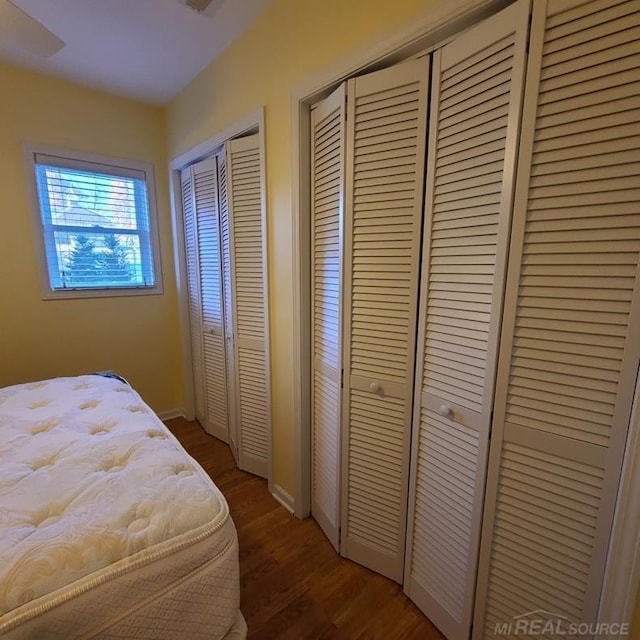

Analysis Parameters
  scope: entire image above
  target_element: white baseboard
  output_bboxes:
[271,484,295,515]
[157,408,185,421]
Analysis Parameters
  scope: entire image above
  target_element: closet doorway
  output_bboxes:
[309,3,528,636]
[297,0,640,638]
[170,111,272,483]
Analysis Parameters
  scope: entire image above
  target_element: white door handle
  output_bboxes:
[439,404,452,417]
[369,382,380,393]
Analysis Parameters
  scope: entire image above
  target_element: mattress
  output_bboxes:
[0,375,244,639]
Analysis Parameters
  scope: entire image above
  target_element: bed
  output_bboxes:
[0,374,247,639]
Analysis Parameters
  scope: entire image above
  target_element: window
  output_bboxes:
[25,146,163,298]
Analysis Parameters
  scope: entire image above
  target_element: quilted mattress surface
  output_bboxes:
[0,375,240,638]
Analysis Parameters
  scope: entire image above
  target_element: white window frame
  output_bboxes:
[24,143,163,300]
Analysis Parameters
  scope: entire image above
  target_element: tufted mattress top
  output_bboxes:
[0,375,235,633]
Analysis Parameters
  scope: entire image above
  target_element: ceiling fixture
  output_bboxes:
[185,0,215,12]
[0,0,65,57]
[177,0,229,16]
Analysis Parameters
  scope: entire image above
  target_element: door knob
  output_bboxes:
[369,382,380,393]
[439,404,452,417]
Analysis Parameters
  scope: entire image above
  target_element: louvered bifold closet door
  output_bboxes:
[226,134,271,479]
[311,85,346,552]
[341,59,429,583]
[181,167,206,425]
[404,3,530,639]
[474,0,640,636]
[192,157,229,442]
[218,149,239,460]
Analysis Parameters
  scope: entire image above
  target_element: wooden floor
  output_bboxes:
[165,417,444,640]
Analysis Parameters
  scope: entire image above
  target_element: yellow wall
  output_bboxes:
[166,0,439,495]
[0,62,183,413]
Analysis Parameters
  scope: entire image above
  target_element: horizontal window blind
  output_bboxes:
[33,159,156,292]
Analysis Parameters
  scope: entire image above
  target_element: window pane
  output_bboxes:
[38,164,147,229]
[35,163,155,290]
[52,231,150,289]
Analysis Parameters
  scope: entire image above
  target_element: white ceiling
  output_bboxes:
[0,0,272,105]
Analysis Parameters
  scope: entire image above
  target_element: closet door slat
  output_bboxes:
[403,3,530,639]
[192,158,229,442]
[181,168,206,425]
[474,0,640,635]
[341,58,429,583]
[226,134,271,479]
[218,149,238,460]
[311,84,345,551]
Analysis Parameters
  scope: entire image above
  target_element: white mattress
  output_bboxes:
[0,375,243,639]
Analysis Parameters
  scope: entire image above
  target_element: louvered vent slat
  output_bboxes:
[182,171,206,423]
[505,12,640,448]
[349,73,421,389]
[406,3,529,638]
[478,0,640,632]
[342,60,428,583]
[311,87,344,550]
[423,33,514,412]
[220,148,236,455]
[411,406,480,620]
[484,443,604,629]
[227,135,270,478]
[347,392,404,556]
[203,333,227,431]
[230,150,262,337]
[236,346,267,456]
[219,153,233,354]
[192,160,228,440]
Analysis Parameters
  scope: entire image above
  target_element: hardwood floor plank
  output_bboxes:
[165,417,444,640]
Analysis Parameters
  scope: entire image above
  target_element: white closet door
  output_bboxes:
[181,167,206,425]
[192,157,229,442]
[403,3,530,638]
[341,59,429,583]
[311,84,346,551]
[226,134,271,479]
[218,148,239,461]
[474,0,640,635]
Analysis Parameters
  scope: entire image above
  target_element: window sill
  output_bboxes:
[41,285,164,301]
